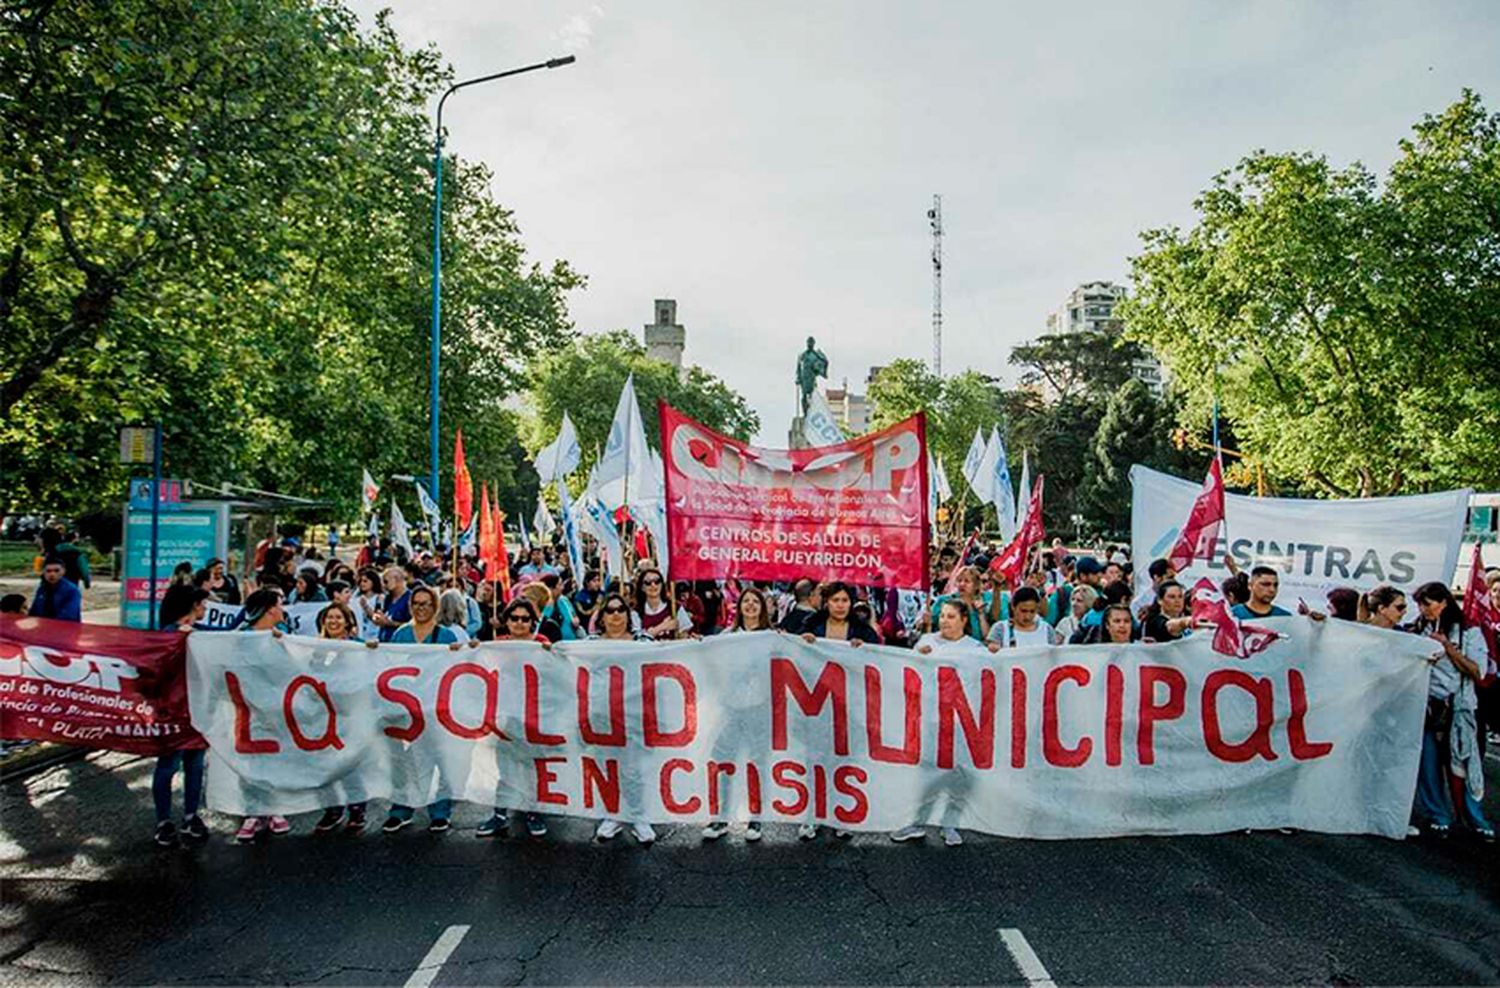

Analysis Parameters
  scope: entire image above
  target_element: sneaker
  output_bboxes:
[181,815,209,845]
[1405,824,1421,838]
[596,819,625,841]
[153,821,179,848]
[834,828,853,840]
[525,814,548,838]
[345,807,367,833]
[382,815,412,834]
[476,814,507,839]
[632,821,656,844]
[797,823,819,841]
[943,827,963,847]
[745,821,763,842]
[890,825,926,843]
[702,821,729,841]
[1428,822,1451,839]
[235,817,265,843]
[1477,827,1496,843]
[428,817,451,834]
[1276,827,1295,835]
[314,808,346,834]
[267,815,291,836]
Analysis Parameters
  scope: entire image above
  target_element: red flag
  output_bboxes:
[1190,577,1281,659]
[453,429,473,531]
[478,483,494,570]
[989,474,1046,589]
[1461,543,1497,679]
[492,502,511,601]
[1167,459,1225,573]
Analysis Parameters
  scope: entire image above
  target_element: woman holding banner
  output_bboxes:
[150,588,212,847]
[382,585,462,835]
[312,603,372,834]
[1408,582,1493,841]
[797,583,878,840]
[894,598,995,847]
[476,598,554,841]
[588,593,658,845]
[703,587,775,842]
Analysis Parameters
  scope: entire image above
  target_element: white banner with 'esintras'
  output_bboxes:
[187,623,1434,839]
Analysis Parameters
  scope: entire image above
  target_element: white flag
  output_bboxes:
[389,500,413,557]
[595,374,653,511]
[361,469,380,514]
[458,513,478,554]
[415,481,442,532]
[533,498,556,538]
[802,389,846,447]
[934,455,953,503]
[969,429,998,504]
[534,412,581,484]
[990,428,1016,541]
[1016,450,1032,530]
[961,428,986,488]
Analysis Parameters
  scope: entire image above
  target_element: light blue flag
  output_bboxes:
[557,478,586,580]
[992,428,1016,541]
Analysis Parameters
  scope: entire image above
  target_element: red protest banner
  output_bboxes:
[661,402,929,587]
[0,616,204,754]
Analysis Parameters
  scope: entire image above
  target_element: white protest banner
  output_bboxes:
[188,621,1431,839]
[1131,465,1470,609]
[202,601,327,636]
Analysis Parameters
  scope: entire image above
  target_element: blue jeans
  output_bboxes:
[389,799,452,822]
[1415,723,1493,830]
[153,749,205,823]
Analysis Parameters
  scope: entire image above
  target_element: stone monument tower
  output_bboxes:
[644,299,685,368]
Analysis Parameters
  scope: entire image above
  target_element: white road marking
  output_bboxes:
[1000,928,1057,988]
[404,924,470,988]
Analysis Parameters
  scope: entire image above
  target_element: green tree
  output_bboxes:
[1080,380,1197,534]
[527,331,759,489]
[867,360,1006,504]
[1009,324,1144,403]
[1121,91,1500,496]
[0,1,579,517]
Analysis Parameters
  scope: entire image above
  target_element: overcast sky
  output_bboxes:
[350,0,1500,443]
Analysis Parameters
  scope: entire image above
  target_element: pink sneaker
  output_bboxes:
[267,815,291,835]
[235,817,264,843]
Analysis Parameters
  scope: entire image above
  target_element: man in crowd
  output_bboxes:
[518,546,559,580]
[1231,566,1292,619]
[372,566,412,642]
[778,577,821,633]
[31,556,81,622]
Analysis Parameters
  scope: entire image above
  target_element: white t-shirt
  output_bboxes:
[987,619,1057,649]
[914,632,989,655]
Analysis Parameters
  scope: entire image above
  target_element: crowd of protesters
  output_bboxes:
[5,521,1497,851]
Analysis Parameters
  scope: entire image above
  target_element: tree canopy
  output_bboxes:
[1,0,580,517]
[1121,90,1500,497]
[526,331,760,490]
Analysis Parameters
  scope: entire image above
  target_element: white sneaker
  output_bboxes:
[595,819,625,841]
[744,821,763,842]
[701,821,729,841]
[943,827,963,847]
[797,823,819,840]
[1405,825,1421,838]
[890,825,926,843]
[632,821,656,844]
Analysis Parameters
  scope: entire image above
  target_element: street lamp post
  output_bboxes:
[428,56,576,508]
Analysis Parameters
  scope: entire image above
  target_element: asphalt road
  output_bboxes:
[2,751,1497,986]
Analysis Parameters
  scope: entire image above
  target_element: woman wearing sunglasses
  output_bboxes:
[633,567,688,640]
[476,599,554,840]
[589,592,658,844]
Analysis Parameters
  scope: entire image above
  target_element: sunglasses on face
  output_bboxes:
[506,614,535,624]
[603,605,627,614]
[642,578,662,587]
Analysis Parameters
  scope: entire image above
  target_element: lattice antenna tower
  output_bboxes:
[928,194,943,376]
